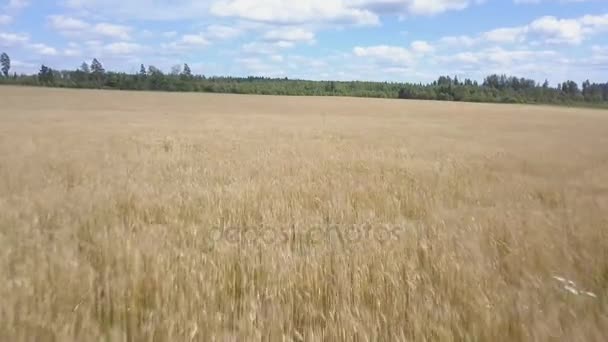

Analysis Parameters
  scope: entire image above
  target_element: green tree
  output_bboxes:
[90,58,105,87]
[38,65,54,85]
[80,62,90,73]
[139,64,147,77]
[171,64,182,76]
[148,65,161,75]
[1,52,10,77]
[91,58,104,75]
[563,80,580,96]
[181,63,192,79]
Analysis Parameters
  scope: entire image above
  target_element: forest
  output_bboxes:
[1,53,608,107]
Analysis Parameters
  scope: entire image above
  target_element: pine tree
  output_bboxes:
[180,63,192,80]
[38,65,54,84]
[183,63,192,77]
[0,52,10,77]
[80,62,90,73]
[91,58,104,75]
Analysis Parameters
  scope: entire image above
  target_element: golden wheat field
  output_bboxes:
[1,85,608,341]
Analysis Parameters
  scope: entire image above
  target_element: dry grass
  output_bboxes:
[1,86,608,341]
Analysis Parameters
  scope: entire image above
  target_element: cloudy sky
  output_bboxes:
[1,0,607,84]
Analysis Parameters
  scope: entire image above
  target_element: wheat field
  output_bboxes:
[1,86,608,341]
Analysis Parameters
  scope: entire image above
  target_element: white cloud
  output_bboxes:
[63,48,82,57]
[528,16,584,44]
[402,0,480,15]
[93,23,132,40]
[62,0,483,24]
[287,55,328,69]
[263,28,315,43]
[8,0,29,9]
[270,54,284,62]
[206,25,242,40]
[580,14,608,31]
[47,15,132,40]
[162,33,210,52]
[11,59,36,68]
[482,27,527,43]
[242,41,295,55]
[353,45,415,66]
[439,47,557,66]
[104,42,143,55]
[410,40,434,54]
[180,34,209,46]
[592,45,608,54]
[437,13,608,47]
[0,15,12,25]
[0,32,28,47]
[48,15,90,31]
[514,0,595,3]
[63,0,210,21]
[451,52,480,64]
[439,35,478,47]
[85,40,103,47]
[486,47,556,65]
[211,0,379,25]
[210,0,482,25]
[28,43,59,56]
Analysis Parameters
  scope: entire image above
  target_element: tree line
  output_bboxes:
[1,53,608,107]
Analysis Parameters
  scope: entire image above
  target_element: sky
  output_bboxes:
[1,0,608,84]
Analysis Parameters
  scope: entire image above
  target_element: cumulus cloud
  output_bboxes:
[0,31,28,47]
[180,34,209,46]
[28,43,59,56]
[242,41,295,55]
[410,40,434,54]
[104,42,144,55]
[439,35,478,47]
[48,15,132,40]
[353,40,435,67]
[8,0,29,9]
[263,28,315,43]
[514,0,595,3]
[0,15,12,25]
[210,0,483,25]
[211,0,379,25]
[93,23,132,40]
[482,27,527,43]
[353,45,415,66]
[161,33,210,53]
[63,0,210,21]
[438,13,608,47]
[206,25,243,40]
[63,48,82,57]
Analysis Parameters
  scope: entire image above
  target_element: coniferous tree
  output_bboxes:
[0,52,10,77]
[182,63,192,78]
[91,59,104,74]
[90,58,105,87]
[80,62,90,73]
[38,65,54,84]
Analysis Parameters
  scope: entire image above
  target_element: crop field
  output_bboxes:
[1,86,608,341]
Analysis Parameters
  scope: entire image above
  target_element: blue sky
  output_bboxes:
[1,0,608,84]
